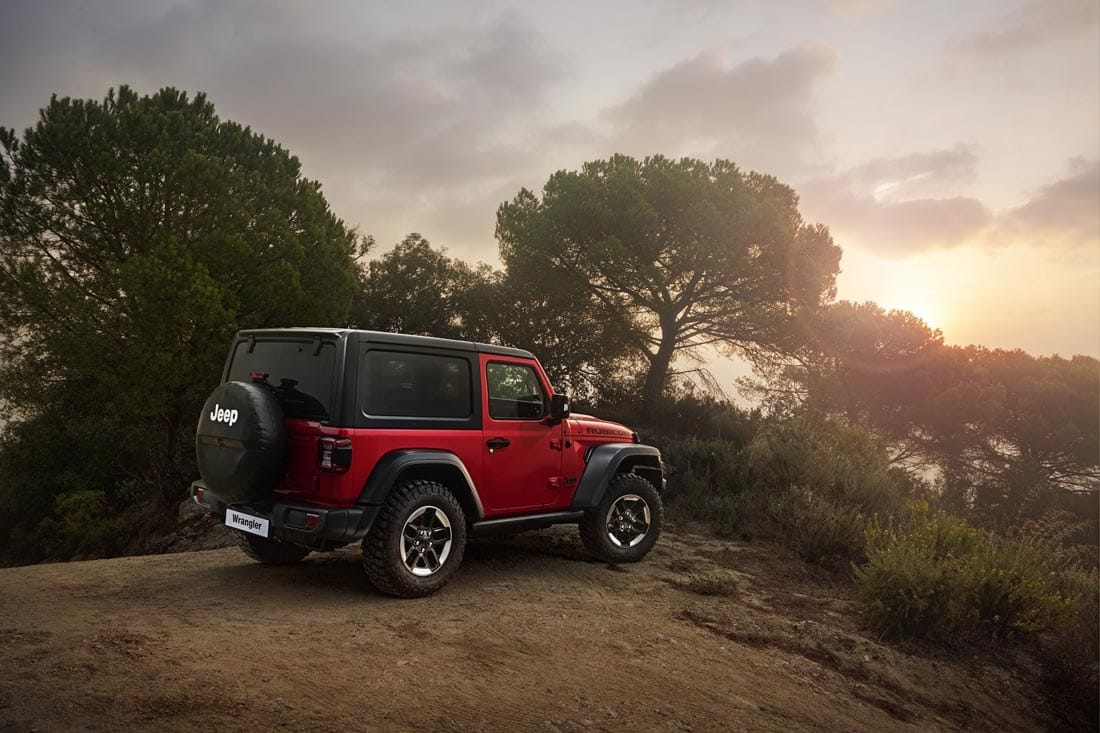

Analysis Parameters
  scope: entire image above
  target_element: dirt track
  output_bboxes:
[0,524,1051,732]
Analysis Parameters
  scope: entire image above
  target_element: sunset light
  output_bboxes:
[0,4,1097,729]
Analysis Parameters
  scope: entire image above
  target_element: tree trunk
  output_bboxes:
[640,321,678,421]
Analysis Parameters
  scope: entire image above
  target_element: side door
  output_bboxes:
[479,356,562,513]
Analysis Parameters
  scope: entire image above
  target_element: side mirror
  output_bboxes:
[550,393,571,421]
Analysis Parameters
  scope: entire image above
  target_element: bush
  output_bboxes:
[766,488,868,567]
[661,437,747,536]
[657,415,919,566]
[737,415,917,565]
[856,502,1077,641]
[1042,566,1099,727]
[747,416,914,518]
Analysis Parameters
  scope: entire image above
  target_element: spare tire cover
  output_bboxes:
[196,380,287,504]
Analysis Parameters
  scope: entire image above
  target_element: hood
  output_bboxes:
[565,413,636,442]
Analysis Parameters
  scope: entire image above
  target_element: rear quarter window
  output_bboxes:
[361,351,472,419]
[227,339,336,420]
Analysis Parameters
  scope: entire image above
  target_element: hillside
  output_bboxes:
[0,524,1061,732]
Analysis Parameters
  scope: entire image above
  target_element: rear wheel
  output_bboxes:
[579,473,662,563]
[234,531,311,565]
[362,480,467,598]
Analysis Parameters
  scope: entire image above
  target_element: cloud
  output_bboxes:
[825,0,894,22]
[799,144,993,255]
[601,41,838,176]
[950,0,1099,61]
[999,158,1100,248]
[802,149,1100,257]
[0,1,563,260]
[839,144,979,198]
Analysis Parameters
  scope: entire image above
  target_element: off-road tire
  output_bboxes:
[580,473,662,563]
[362,480,467,598]
[234,531,311,565]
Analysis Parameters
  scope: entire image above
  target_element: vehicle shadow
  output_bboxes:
[170,527,605,605]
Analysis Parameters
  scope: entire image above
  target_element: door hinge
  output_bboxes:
[549,439,563,451]
[548,477,562,490]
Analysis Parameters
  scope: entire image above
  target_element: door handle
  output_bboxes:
[486,437,510,451]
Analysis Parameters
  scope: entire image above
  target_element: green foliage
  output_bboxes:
[765,488,869,566]
[639,391,761,444]
[661,436,748,536]
[856,503,1078,641]
[1042,565,1100,726]
[0,86,359,561]
[762,300,1100,533]
[748,416,913,518]
[660,412,915,566]
[497,154,841,417]
[353,234,637,400]
[738,415,916,565]
[353,233,496,340]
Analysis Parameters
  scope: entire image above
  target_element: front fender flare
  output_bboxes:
[571,443,663,510]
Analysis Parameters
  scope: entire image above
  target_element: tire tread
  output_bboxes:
[362,480,466,598]
[579,473,662,563]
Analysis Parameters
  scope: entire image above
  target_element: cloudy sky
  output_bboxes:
[3,0,1098,379]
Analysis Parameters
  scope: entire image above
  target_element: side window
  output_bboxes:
[486,362,546,420]
[361,351,472,419]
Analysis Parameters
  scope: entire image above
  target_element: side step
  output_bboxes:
[470,510,584,536]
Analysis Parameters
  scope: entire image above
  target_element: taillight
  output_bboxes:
[318,437,352,472]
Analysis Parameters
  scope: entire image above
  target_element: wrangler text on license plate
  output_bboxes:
[225,509,270,538]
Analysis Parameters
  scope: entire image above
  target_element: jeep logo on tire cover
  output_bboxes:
[209,403,239,427]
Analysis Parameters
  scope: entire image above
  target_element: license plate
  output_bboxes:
[225,508,270,538]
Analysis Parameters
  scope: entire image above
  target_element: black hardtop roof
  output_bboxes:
[236,328,534,359]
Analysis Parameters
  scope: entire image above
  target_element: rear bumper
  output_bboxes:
[190,481,380,548]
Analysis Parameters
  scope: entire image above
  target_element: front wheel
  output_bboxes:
[579,473,663,563]
[362,480,467,598]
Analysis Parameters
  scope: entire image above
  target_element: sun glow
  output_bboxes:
[888,291,940,329]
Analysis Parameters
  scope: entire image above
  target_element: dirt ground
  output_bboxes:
[0,522,1057,732]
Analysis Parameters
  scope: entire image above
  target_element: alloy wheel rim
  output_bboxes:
[605,494,651,548]
[400,505,453,576]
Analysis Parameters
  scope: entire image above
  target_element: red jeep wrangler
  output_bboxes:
[191,328,664,597]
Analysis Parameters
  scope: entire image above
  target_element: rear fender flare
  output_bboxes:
[571,444,664,509]
[357,450,484,520]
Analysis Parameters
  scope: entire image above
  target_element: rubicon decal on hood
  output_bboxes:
[209,404,239,427]
[583,426,632,438]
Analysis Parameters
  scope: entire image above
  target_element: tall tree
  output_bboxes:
[496,154,841,417]
[0,87,360,559]
[352,233,496,340]
[767,301,1099,527]
[352,235,637,400]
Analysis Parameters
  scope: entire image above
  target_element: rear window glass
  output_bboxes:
[227,339,336,420]
[361,351,471,419]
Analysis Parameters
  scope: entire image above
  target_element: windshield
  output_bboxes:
[226,338,337,420]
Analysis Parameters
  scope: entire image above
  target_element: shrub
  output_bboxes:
[1042,566,1099,726]
[767,487,868,566]
[661,437,747,536]
[734,415,918,565]
[969,537,1075,639]
[856,503,982,639]
[747,416,914,518]
[856,502,1078,641]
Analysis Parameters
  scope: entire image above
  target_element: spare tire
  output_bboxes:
[196,380,287,504]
